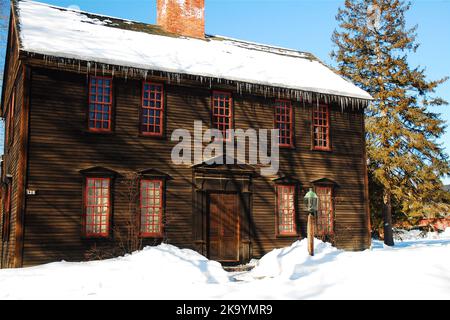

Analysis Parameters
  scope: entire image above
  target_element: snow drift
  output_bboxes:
[248,239,340,280]
[0,244,229,299]
[395,227,450,241]
[0,230,449,299]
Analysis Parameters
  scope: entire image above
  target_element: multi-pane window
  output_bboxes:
[2,183,11,241]
[313,104,330,150]
[141,83,164,136]
[277,185,296,235]
[84,178,111,237]
[275,100,293,147]
[212,91,233,138]
[315,186,334,236]
[89,76,113,131]
[140,180,163,237]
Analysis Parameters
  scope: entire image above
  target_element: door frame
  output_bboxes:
[193,166,253,264]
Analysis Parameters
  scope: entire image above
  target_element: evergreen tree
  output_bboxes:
[331,0,450,245]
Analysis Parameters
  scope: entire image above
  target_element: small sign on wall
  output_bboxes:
[26,189,36,196]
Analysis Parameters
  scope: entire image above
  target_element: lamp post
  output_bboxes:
[304,188,318,256]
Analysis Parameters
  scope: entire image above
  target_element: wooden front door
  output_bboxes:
[209,193,240,262]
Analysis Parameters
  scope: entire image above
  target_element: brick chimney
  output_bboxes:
[157,0,205,39]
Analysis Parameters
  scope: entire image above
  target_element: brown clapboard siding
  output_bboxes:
[22,69,204,265]
[1,10,21,116]
[0,12,20,268]
[0,62,371,267]
[0,68,25,268]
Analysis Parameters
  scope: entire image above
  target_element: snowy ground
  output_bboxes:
[0,229,449,300]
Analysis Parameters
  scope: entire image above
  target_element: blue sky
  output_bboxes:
[2,0,450,183]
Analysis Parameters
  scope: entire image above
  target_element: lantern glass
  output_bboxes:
[304,188,319,213]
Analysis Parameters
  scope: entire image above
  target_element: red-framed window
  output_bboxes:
[89,76,113,132]
[2,183,11,241]
[84,177,111,237]
[140,180,163,237]
[277,185,296,236]
[275,100,293,147]
[141,82,164,136]
[315,186,334,236]
[212,91,233,138]
[313,104,330,150]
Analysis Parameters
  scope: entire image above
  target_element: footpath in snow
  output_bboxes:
[0,229,449,299]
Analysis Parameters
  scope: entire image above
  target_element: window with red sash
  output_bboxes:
[315,186,334,236]
[277,185,296,236]
[140,180,163,237]
[141,82,164,136]
[212,91,233,139]
[313,104,330,150]
[84,177,111,237]
[88,76,113,131]
[2,183,11,241]
[275,100,293,147]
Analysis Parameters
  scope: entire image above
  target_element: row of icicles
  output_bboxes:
[36,52,369,111]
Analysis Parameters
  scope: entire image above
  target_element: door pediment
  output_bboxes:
[192,154,257,174]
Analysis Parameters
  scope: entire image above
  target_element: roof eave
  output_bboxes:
[21,49,372,108]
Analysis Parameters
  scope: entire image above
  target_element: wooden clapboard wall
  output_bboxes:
[8,65,370,267]
[0,11,28,268]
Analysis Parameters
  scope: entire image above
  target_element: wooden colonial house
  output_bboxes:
[0,0,372,268]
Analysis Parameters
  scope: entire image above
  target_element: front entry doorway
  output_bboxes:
[208,193,240,262]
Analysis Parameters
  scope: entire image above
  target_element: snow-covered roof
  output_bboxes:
[14,0,372,103]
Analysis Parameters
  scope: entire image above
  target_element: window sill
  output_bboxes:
[81,235,111,240]
[277,233,299,238]
[311,147,332,152]
[140,234,164,239]
[138,133,165,140]
[279,145,296,150]
[83,130,115,136]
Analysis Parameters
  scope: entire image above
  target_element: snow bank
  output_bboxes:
[394,227,450,241]
[0,244,228,299]
[248,239,339,279]
[443,227,450,238]
[248,230,450,281]
[231,237,450,299]
[1,236,449,299]
[16,0,372,101]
